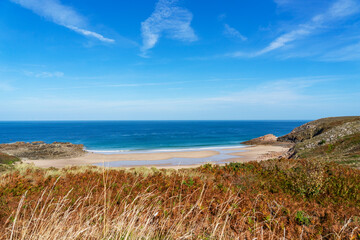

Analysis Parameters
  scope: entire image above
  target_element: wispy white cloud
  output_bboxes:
[10,0,114,43]
[223,24,247,41]
[192,0,360,61]
[140,0,197,56]
[40,79,221,91]
[25,71,64,78]
[206,76,338,104]
[8,79,307,109]
[3,75,357,120]
[321,41,360,61]
[256,0,360,55]
[256,27,311,55]
[9,76,347,116]
[66,26,114,43]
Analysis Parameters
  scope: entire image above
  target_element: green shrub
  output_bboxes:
[0,152,20,165]
[327,144,335,153]
[287,160,325,197]
[295,211,311,226]
[226,162,254,172]
[260,159,326,198]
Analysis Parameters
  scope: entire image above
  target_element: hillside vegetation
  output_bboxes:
[278,116,360,168]
[0,159,359,239]
[0,152,20,166]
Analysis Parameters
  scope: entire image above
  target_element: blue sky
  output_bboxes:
[0,0,359,120]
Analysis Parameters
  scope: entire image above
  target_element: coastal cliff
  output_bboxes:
[0,141,85,160]
[244,116,360,167]
[278,116,360,143]
[279,116,360,165]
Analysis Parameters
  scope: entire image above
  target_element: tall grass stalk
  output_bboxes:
[3,181,275,239]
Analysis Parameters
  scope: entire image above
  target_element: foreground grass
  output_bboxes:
[0,159,359,239]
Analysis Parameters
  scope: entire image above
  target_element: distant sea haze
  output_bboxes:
[0,121,307,152]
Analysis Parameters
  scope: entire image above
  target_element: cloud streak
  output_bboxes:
[7,76,349,119]
[223,24,247,41]
[256,0,360,55]
[25,71,64,78]
[10,0,114,43]
[321,41,360,61]
[140,0,197,56]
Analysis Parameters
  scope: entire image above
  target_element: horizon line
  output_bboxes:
[0,119,314,122]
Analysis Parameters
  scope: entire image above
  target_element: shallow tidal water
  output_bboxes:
[93,147,244,167]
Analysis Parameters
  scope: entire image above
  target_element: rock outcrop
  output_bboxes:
[277,116,360,164]
[240,116,360,167]
[0,142,85,160]
[241,134,278,145]
[278,116,360,143]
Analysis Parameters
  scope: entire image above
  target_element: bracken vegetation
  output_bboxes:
[0,159,359,239]
[0,153,19,165]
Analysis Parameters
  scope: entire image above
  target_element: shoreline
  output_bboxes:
[22,145,290,169]
[85,144,247,154]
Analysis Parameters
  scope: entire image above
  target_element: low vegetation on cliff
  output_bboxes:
[278,116,360,168]
[0,142,85,160]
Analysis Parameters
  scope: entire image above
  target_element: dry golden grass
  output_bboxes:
[4,183,287,239]
[0,159,359,239]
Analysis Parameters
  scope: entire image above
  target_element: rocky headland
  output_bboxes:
[243,116,360,167]
[241,134,278,145]
[0,141,85,160]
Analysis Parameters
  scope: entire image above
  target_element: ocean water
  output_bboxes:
[0,121,307,152]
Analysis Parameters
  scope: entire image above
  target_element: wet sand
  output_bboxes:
[23,150,219,168]
[228,145,289,161]
[161,145,290,169]
[22,145,289,169]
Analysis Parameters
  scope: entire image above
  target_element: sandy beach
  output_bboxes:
[23,145,289,168]
[227,145,289,162]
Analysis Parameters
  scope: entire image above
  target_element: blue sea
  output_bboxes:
[0,121,306,152]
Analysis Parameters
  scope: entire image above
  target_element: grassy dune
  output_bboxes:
[0,159,359,239]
